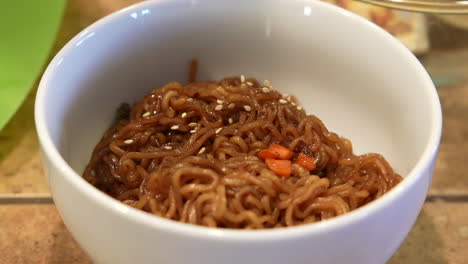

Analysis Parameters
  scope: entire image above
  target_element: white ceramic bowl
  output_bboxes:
[35,0,442,263]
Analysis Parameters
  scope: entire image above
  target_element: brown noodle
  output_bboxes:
[84,76,402,229]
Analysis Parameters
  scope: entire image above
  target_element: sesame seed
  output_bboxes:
[153,111,157,114]
[112,157,118,163]
[187,98,194,102]
[215,127,222,134]
[228,103,235,109]
[142,112,151,117]
[291,102,297,106]
[240,83,247,89]
[246,81,253,86]
[296,106,303,110]
[287,96,291,101]
[262,87,271,93]
[170,125,179,130]
[124,139,134,144]
[228,118,233,124]
[164,146,173,150]
[243,105,251,111]
[240,75,245,83]
[190,129,197,133]
[263,80,271,87]
[90,170,96,177]
[188,122,197,127]
[181,112,187,118]
[282,94,289,99]
[279,99,287,104]
[221,167,227,172]
[217,99,223,104]
[215,105,223,111]
[198,147,206,154]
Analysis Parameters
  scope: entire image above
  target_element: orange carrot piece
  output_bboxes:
[267,144,294,160]
[295,153,316,171]
[265,158,292,178]
[257,149,277,159]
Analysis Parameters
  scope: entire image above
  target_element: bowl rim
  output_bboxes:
[35,0,442,241]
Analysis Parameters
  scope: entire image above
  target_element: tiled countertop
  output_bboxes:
[1,0,467,263]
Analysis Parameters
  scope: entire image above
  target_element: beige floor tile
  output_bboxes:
[0,204,90,264]
[390,201,468,264]
[429,81,468,194]
[0,89,50,194]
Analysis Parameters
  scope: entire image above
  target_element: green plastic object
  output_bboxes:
[0,0,65,130]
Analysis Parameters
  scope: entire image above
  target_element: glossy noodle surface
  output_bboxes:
[84,76,402,229]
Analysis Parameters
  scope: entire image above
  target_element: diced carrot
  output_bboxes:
[257,149,277,159]
[265,158,292,178]
[267,144,294,160]
[295,153,316,171]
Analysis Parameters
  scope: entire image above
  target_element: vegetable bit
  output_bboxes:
[295,153,316,171]
[257,144,294,160]
[258,144,316,178]
[265,159,292,178]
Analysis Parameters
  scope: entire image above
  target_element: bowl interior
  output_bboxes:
[41,0,435,186]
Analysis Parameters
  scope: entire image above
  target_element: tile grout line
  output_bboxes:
[426,194,468,203]
[0,193,53,204]
[0,193,467,205]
